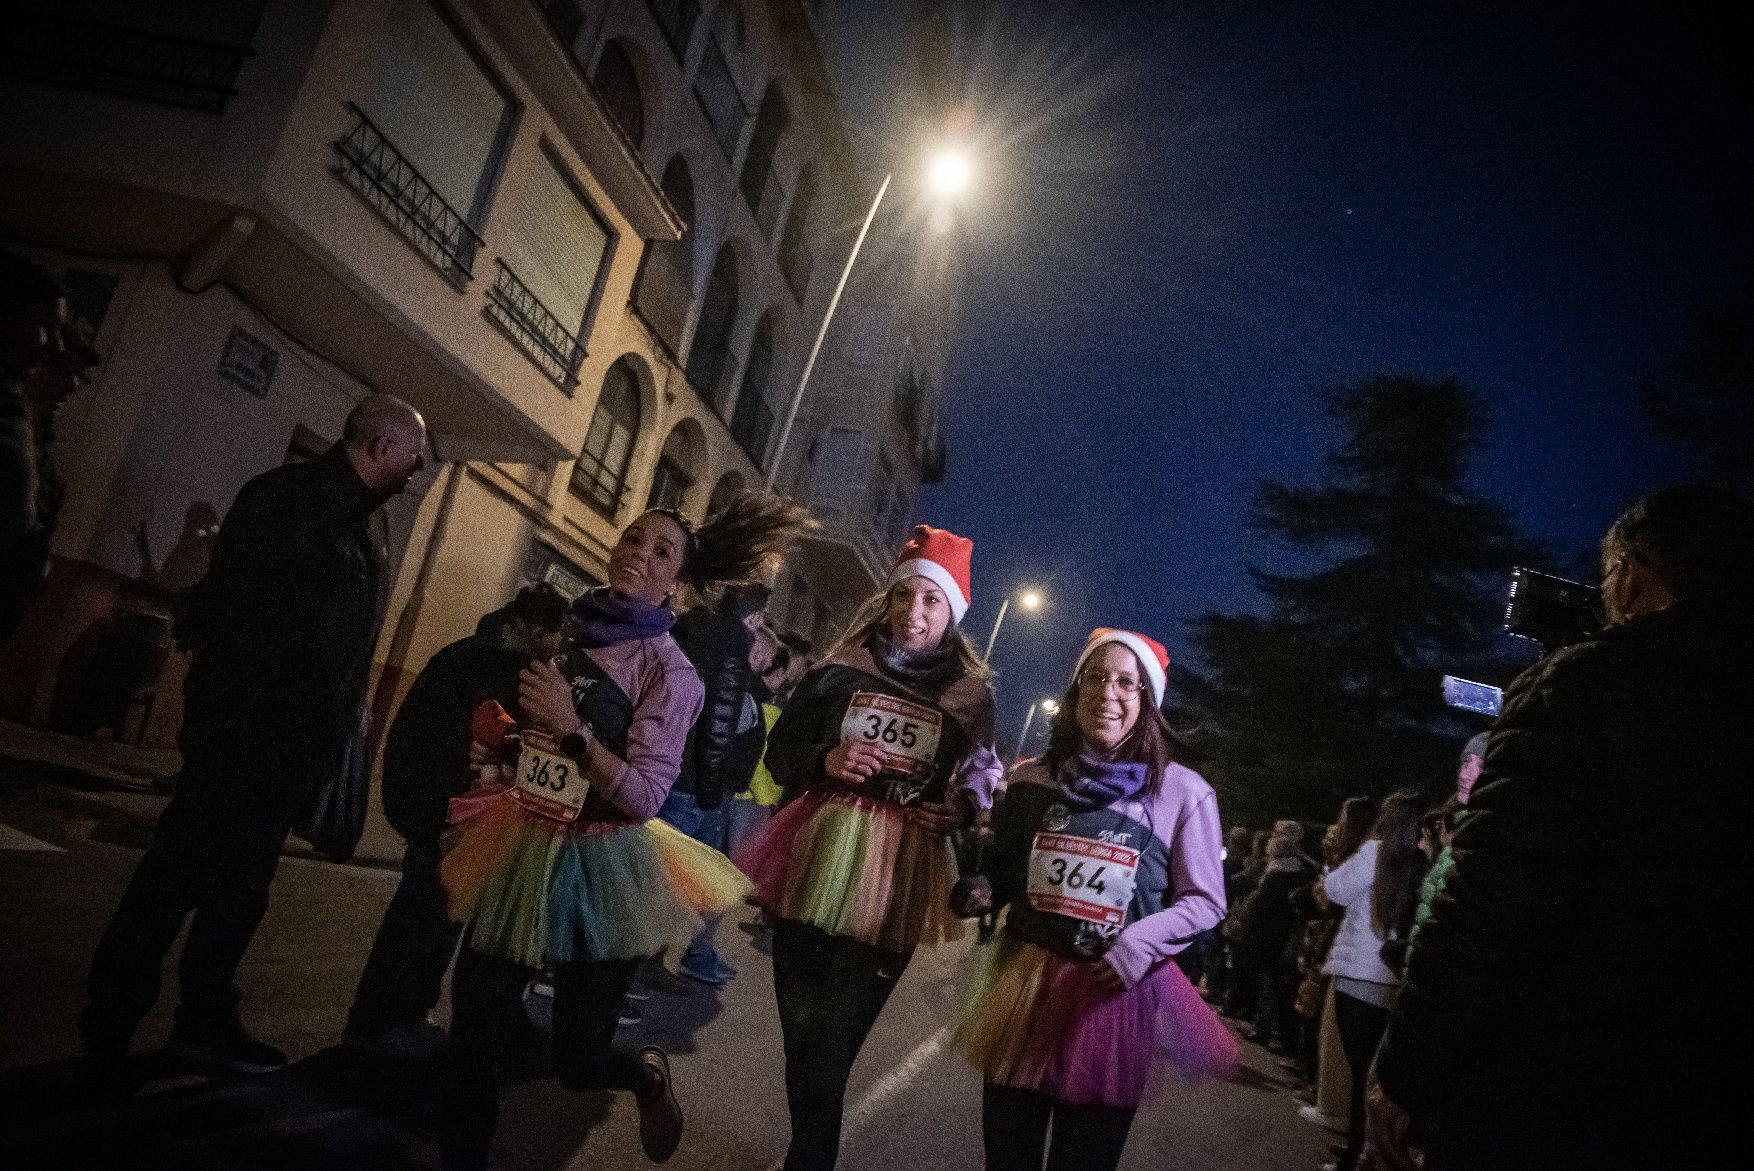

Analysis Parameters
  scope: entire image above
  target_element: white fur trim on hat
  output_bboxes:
[1075,631,1167,707]
[889,558,969,623]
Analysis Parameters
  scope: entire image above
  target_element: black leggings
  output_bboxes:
[981,1082,1137,1171]
[1333,988,1392,1167]
[772,918,913,1171]
[439,946,644,1171]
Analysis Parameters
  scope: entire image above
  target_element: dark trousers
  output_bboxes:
[439,946,644,1171]
[82,763,301,1051]
[1333,989,1391,1166]
[347,840,461,1034]
[772,918,912,1171]
[981,1082,1137,1171]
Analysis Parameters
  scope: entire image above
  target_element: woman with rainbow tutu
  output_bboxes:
[737,525,1003,1171]
[953,628,1236,1171]
[436,493,812,1170]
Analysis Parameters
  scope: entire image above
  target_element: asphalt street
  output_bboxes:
[0,761,1333,1170]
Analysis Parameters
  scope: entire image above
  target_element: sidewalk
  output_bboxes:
[0,718,406,869]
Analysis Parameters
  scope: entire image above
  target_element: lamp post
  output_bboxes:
[982,588,1042,662]
[1014,697,1059,762]
[764,150,972,490]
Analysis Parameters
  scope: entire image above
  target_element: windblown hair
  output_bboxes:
[1040,671,1177,798]
[828,582,993,683]
[1603,484,1754,602]
[648,490,815,591]
[1369,788,1430,939]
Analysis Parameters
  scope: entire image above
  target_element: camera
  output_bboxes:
[1503,567,1602,653]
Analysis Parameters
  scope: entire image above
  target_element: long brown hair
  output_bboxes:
[1040,671,1176,797]
[827,581,993,683]
[1326,795,1378,867]
[1369,788,1430,938]
[647,490,816,592]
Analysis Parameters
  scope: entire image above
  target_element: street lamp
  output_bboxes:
[764,150,974,489]
[1014,697,1059,762]
[983,587,1043,661]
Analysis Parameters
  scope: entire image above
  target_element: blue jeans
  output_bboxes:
[656,787,729,973]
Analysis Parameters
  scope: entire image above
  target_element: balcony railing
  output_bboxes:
[333,102,483,284]
[485,260,584,392]
[729,390,775,469]
[2,13,253,114]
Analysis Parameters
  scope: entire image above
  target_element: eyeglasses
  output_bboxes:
[1078,668,1146,696]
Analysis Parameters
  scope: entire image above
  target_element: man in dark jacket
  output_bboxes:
[344,583,566,1052]
[80,395,426,1088]
[1,252,72,641]
[1368,485,1754,1171]
[658,583,769,985]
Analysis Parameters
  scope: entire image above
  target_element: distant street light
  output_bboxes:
[983,587,1043,661]
[1014,697,1059,762]
[765,149,974,489]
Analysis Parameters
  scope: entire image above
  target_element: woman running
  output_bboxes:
[738,524,1003,1171]
[955,628,1236,1171]
[437,492,812,1169]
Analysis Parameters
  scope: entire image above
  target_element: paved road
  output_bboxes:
[0,762,1334,1170]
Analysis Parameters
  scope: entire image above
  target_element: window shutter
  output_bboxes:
[503,151,611,335]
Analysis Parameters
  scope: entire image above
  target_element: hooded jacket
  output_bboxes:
[1374,596,1754,1166]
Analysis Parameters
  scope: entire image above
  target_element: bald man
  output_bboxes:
[80,395,426,1092]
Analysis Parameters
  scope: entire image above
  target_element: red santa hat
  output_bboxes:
[1074,627,1171,707]
[888,524,973,624]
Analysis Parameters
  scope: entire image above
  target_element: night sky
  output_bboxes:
[819,1,1752,753]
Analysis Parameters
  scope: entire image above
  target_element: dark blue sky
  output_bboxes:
[821,2,1751,752]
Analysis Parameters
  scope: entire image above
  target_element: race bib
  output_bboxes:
[1026,832,1141,927]
[840,691,942,780]
[511,730,587,823]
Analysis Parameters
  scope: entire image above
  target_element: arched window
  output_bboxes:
[635,154,697,354]
[686,244,739,408]
[777,163,817,299]
[646,420,704,512]
[738,82,790,220]
[707,470,745,518]
[572,358,641,515]
[730,309,779,467]
[592,40,645,148]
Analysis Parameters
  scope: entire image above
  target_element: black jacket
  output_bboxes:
[1234,859,1312,964]
[669,606,754,809]
[381,620,528,843]
[173,444,387,782]
[1375,597,1754,1167]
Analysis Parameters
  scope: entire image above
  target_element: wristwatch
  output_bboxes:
[559,726,592,758]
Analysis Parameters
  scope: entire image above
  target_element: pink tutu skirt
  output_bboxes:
[954,933,1236,1108]
[733,789,961,953]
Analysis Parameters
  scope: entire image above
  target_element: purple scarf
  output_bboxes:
[1055,751,1150,813]
[563,587,674,649]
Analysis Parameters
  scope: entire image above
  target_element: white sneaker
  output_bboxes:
[1298,1104,1346,1134]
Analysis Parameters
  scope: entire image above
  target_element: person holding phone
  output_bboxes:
[953,629,1235,1171]
[736,525,1002,1171]
[437,493,812,1170]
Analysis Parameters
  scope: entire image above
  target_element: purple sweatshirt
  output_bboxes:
[993,759,1227,989]
[583,634,705,823]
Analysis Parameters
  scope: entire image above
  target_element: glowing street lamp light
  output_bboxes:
[765,150,975,489]
[983,587,1044,662]
[1014,697,1059,762]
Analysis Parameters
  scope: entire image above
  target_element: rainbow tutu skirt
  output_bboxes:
[440,783,751,969]
[953,932,1237,1108]
[734,789,960,953]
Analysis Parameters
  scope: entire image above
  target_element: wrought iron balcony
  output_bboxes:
[333,102,484,284]
[485,261,585,392]
[2,13,253,114]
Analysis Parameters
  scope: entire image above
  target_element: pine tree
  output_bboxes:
[1173,377,1544,825]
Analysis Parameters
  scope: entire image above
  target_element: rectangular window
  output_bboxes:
[350,0,514,272]
[646,457,692,510]
[488,145,612,387]
[692,36,747,158]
